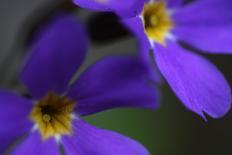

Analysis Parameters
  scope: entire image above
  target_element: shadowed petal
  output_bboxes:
[173,0,232,53]
[0,91,33,154]
[67,56,159,116]
[11,132,60,155]
[20,13,88,99]
[122,17,162,83]
[61,119,150,155]
[155,41,231,119]
[73,0,145,17]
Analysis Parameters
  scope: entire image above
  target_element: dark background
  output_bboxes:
[0,0,232,155]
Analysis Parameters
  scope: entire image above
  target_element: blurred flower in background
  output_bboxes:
[0,13,158,155]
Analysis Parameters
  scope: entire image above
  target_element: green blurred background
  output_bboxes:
[0,0,232,155]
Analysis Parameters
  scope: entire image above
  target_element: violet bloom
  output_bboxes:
[122,0,232,119]
[0,14,158,155]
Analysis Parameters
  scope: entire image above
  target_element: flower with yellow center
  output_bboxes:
[123,0,232,120]
[0,13,159,155]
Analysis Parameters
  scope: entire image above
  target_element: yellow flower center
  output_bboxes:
[30,92,75,140]
[142,1,173,45]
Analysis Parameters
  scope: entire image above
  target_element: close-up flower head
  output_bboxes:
[72,0,232,119]
[122,0,232,119]
[0,14,158,155]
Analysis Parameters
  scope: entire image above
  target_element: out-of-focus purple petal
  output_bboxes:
[61,119,150,155]
[20,14,88,99]
[166,0,184,8]
[11,132,60,155]
[67,56,159,116]
[0,91,33,154]
[122,17,150,61]
[173,0,232,53]
[73,0,146,18]
[155,41,231,119]
[122,17,162,83]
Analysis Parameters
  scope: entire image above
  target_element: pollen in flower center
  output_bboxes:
[142,1,173,44]
[30,92,75,140]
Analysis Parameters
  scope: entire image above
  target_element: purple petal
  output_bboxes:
[67,56,159,116]
[11,132,60,155]
[61,119,150,155]
[166,0,184,8]
[20,13,88,99]
[122,17,162,83]
[155,41,231,119]
[0,91,33,154]
[173,0,232,53]
[73,0,145,17]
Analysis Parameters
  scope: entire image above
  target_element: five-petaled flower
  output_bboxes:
[0,14,158,155]
[122,0,232,119]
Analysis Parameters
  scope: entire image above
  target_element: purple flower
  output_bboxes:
[122,0,232,119]
[0,14,158,155]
